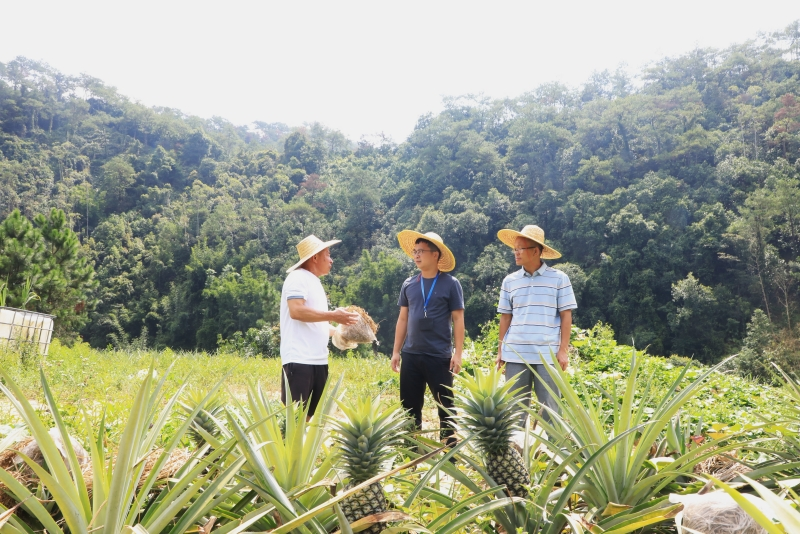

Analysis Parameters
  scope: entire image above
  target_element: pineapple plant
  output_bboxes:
[452,367,530,497]
[179,387,226,447]
[330,397,409,533]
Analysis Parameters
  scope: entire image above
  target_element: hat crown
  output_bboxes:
[396,229,456,272]
[296,235,324,259]
[287,235,341,272]
[421,232,444,245]
[520,225,546,244]
[497,224,561,259]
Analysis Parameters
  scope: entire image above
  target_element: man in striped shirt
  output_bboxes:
[495,225,577,424]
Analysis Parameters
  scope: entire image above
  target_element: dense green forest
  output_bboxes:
[1,23,799,365]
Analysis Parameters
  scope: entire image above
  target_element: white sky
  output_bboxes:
[2,1,799,142]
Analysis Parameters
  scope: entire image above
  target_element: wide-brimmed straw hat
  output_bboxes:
[286,234,341,273]
[397,230,456,272]
[497,225,562,259]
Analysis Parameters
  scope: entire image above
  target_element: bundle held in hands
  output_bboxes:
[670,490,772,534]
[332,306,379,350]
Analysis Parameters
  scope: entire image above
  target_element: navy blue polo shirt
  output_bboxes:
[397,272,464,358]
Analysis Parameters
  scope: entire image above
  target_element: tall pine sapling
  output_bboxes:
[0,209,97,338]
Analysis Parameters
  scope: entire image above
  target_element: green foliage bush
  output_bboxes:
[571,322,620,362]
[736,309,776,381]
[737,309,800,383]
[217,323,280,358]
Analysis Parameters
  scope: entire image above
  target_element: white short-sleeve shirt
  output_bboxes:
[280,268,330,365]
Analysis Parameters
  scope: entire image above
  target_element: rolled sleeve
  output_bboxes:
[284,274,309,301]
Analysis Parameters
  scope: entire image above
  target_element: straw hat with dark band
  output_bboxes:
[397,230,456,272]
[497,225,562,260]
[286,234,342,273]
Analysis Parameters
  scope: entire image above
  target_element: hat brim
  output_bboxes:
[497,229,562,259]
[397,230,456,272]
[286,239,342,273]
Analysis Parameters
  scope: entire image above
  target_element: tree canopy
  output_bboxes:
[1,23,799,360]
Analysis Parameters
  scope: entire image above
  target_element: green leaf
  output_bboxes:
[710,476,785,534]
[401,434,472,508]
[432,497,522,534]
[0,499,26,529]
[602,502,633,516]
[227,410,300,522]
[39,366,91,518]
[333,503,354,534]
[425,487,505,531]
[0,462,65,533]
[600,503,683,534]
[741,475,800,533]
[101,363,154,533]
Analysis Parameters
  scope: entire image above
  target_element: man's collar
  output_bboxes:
[522,262,547,278]
[419,269,440,279]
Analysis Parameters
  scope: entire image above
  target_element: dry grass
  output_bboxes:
[0,436,192,508]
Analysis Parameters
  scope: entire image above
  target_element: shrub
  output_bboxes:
[736,310,800,383]
[571,322,620,362]
[217,323,280,357]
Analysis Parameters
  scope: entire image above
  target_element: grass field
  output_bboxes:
[0,340,402,442]
[0,325,792,447]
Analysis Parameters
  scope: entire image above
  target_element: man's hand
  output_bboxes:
[497,314,511,370]
[557,309,572,371]
[556,348,569,371]
[288,300,359,325]
[331,308,359,326]
[450,352,462,374]
[391,307,408,372]
[495,349,504,370]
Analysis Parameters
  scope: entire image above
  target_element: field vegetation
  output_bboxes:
[2,324,799,532]
[0,324,787,441]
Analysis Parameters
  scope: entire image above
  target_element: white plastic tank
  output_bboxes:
[0,307,55,355]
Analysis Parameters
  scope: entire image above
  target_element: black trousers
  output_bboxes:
[281,363,329,417]
[400,351,455,443]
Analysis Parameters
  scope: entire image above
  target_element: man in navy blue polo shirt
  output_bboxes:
[391,231,464,444]
[495,225,577,425]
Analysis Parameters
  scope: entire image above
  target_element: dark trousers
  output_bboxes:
[505,361,561,426]
[281,363,329,417]
[400,351,455,443]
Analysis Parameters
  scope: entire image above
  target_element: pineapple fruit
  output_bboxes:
[452,367,530,498]
[330,397,409,533]
[178,388,226,447]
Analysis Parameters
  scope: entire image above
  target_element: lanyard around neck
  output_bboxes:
[419,272,440,318]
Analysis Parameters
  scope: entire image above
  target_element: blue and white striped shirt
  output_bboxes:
[497,263,577,364]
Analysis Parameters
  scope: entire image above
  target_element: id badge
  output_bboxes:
[419,317,434,331]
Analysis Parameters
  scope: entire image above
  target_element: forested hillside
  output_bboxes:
[1,24,799,362]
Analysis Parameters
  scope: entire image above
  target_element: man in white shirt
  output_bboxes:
[280,235,358,416]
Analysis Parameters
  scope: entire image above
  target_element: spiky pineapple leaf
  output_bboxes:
[272,445,446,534]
